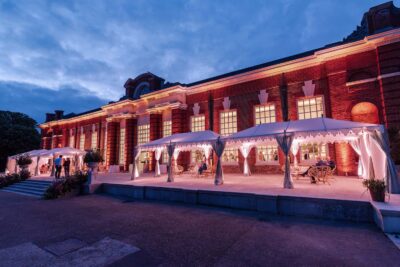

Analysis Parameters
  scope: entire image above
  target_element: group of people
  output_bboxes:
[301,156,336,183]
[54,155,71,179]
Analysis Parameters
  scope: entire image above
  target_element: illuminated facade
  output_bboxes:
[40,2,400,175]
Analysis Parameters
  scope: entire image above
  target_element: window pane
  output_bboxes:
[254,104,276,126]
[297,96,325,120]
[257,145,279,162]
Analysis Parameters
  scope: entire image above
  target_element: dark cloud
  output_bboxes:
[0,0,393,120]
[0,81,110,124]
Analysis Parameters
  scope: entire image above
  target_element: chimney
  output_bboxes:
[55,110,64,120]
[45,113,56,122]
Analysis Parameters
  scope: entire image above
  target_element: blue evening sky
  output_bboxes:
[0,0,396,123]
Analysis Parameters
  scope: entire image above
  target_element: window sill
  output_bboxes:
[222,162,239,166]
[255,162,279,166]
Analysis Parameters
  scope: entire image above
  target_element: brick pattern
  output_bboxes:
[42,41,400,175]
[106,122,119,166]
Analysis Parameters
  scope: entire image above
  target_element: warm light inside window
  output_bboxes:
[138,124,150,145]
[119,128,125,165]
[79,133,85,150]
[301,143,328,161]
[191,115,205,132]
[255,104,276,125]
[297,96,324,120]
[257,145,279,162]
[91,131,97,149]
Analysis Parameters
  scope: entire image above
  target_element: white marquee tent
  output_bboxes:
[225,117,399,193]
[135,130,221,183]
[7,147,86,176]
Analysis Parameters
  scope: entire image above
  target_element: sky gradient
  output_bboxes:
[0,0,396,124]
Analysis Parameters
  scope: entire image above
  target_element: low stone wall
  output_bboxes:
[100,183,373,223]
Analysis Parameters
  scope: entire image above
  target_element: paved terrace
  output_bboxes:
[96,173,371,201]
[34,172,400,205]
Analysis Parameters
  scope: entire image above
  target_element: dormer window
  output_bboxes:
[134,82,151,99]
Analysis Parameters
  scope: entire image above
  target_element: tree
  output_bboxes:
[0,111,41,171]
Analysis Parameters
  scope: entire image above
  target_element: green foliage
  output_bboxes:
[83,149,104,163]
[362,178,386,191]
[0,111,40,171]
[44,171,88,199]
[16,154,33,166]
[19,169,31,180]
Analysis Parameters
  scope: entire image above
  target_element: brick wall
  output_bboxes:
[106,122,118,166]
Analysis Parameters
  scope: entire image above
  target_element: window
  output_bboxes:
[191,115,205,132]
[220,110,238,163]
[79,133,85,150]
[69,135,75,148]
[138,124,150,145]
[91,131,98,149]
[255,104,276,125]
[163,120,172,137]
[220,110,237,137]
[297,96,324,120]
[256,145,279,164]
[222,148,238,163]
[300,143,328,162]
[162,120,172,163]
[119,128,125,165]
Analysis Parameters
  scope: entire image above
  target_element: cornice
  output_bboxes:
[40,110,105,129]
[186,28,400,95]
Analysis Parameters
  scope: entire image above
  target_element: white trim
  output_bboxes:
[378,71,400,80]
[346,77,377,87]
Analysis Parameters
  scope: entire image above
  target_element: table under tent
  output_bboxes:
[7,147,86,177]
[224,117,400,194]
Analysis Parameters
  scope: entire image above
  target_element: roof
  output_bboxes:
[139,130,220,150]
[60,107,102,120]
[226,117,382,142]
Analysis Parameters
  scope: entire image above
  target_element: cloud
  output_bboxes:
[0,81,109,124]
[0,0,393,121]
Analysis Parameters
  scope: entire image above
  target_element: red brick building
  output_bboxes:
[40,2,400,176]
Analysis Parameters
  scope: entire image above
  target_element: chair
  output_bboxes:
[290,166,310,180]
[183,165,197,177]
[308,166,333,184]
[174,165,184,175]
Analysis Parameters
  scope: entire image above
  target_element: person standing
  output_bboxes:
[63,158,70,177]
[54,155,63,179]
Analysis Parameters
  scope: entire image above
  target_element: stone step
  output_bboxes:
[372,200,400,234]
[18,181,51,187]
[1,187,45,197]
[6,184,49,193]
[0,179,52,198]
[21,180,52,185]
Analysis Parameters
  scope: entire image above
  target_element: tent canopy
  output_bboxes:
[41,147,86,157]
[9,149,48,159]
[225,117,382,145]
[138,130,220,151]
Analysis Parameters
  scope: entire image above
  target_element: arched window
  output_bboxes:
[133,82,151,99]
[351,102,379,124]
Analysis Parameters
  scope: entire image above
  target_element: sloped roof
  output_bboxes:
[139,130,220,150]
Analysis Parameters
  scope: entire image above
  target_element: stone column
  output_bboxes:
[125,118,137,172]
